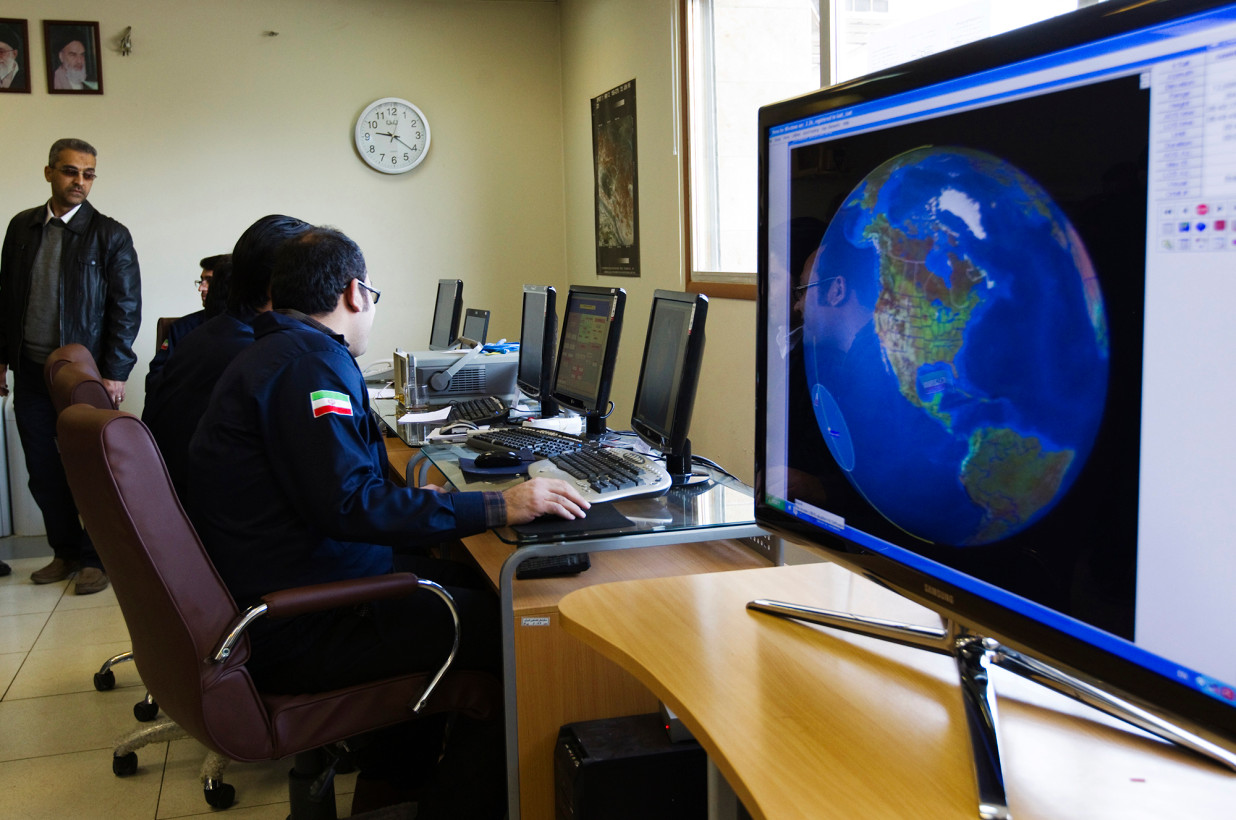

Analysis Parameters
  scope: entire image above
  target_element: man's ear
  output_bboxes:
[826,276,848,307]
[343,279,366,313]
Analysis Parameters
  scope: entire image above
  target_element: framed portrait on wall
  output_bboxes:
[0,18,31,93]
[44,20,103,94]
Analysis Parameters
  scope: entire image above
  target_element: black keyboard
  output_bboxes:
[447,396,509,425]
[466,426,588,458]
[528,446,673,503]
[515,551,591,579]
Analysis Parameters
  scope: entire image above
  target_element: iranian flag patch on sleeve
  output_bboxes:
[310,389,353,418]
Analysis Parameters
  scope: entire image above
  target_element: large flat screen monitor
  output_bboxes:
[428,278,463,350]
[630,290,708,482]
[517,284,559,418]
[756,0,1236,786]
[551,285,625,435]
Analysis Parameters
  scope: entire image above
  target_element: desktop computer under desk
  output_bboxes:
[380,415,770,820]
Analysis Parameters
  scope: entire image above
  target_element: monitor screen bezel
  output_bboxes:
[428,278,463,351]
[550,285,626,416]
[516,284,558,406]
[630,290,708,457]
[754,0,1236,752]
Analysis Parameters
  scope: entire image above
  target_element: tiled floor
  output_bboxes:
[0,535,359,819]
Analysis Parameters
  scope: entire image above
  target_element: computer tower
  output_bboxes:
[554,713,707,820]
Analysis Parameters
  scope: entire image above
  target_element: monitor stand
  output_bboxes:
[747,598,1236,820]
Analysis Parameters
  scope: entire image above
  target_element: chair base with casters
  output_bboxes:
[111,715,236,808]
[57,406,502,819]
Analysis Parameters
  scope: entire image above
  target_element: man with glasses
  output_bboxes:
[0,138,141,593]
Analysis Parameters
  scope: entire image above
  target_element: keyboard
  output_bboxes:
[514,551,591,579]
[466,426,588,458]
[527,446,673,503]
[446,396,510,425]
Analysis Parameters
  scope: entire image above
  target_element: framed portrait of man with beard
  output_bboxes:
[0,19,30,93]
[44,20,103,95]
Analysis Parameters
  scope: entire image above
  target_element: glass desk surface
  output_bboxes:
[375,400,755,545]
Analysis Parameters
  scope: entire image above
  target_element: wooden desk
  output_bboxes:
[462,530,772,820]
[559,563,1236,820]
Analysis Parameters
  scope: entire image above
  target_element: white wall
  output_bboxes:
[559,0,758,483]
[0,0,567,410]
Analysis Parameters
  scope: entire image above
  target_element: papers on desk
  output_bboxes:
[398,407,452,424]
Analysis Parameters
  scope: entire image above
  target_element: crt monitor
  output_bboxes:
[551,285,625,436]
[460,308,489,345]
[428,278,463,350]
[630,290,708,482]
[516,284,559,417]
[756,0,1236,788]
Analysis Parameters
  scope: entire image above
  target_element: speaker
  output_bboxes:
[554,713,706,820]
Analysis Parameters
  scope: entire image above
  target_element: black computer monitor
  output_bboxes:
[460,308,489,345]
[551,285,625,436]
[756,0,1236,799]
[630,290,708,482]
[516,285,559,418]
[428,278,463,350]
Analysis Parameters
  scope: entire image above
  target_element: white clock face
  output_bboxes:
[354,97,431,174]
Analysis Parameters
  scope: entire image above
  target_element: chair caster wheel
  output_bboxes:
[204,782,236,809]
[113,752,138,776]
[133,699,159,721]
[94,670,116,691]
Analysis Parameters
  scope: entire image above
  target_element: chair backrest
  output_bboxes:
[50,361,113,414]
[43,343,101,393]
[155,316,180,355]
[56,405,274,758]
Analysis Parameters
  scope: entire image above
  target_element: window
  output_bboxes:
[681,0,1105,299]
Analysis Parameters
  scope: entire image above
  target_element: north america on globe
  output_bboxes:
[802,145,1108,547]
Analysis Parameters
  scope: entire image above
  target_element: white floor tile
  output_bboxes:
[0,746,163,820]
[0,688,144,762]
[6,638,141,700]
[30,603,131,651]
[0,610,52,654]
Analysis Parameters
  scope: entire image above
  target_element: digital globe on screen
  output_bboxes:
[803,146,1110,547]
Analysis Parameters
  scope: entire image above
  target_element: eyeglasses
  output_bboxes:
[194,278,212,288]
[55,166,97,181]
[356,280,381,304]
[794,275,839,294]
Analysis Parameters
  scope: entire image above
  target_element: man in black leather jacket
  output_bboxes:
[0,137,141,593]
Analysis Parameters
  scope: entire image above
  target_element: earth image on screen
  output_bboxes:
[802,146,1109,546]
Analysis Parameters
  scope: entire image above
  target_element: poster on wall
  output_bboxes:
[44,20,103,94]
[592,79,640,277]
[0,19,30,92]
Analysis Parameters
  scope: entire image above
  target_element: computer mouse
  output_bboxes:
[473,450,524,469]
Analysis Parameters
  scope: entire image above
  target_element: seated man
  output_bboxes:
[144,253,231,391]
[188,226,588,817]
[143,216,310,497]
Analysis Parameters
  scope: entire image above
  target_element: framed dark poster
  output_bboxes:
[592,79,640,277]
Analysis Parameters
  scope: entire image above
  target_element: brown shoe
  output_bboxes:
[74,567,110,595]
[31,558,80,584]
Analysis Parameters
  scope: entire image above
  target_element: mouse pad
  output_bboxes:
[459,456,529,477]
[511,502,633,537]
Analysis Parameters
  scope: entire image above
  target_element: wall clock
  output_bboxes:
[354,97,431,174]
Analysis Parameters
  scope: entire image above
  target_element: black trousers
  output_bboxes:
[249,555,506,819]
[13,359,101,568]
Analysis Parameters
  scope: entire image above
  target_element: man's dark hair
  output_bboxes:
[270,227,367,316]
[202,258,233,318]
[228,215,312,316]
[199,253,229,272]
[48,138,96,166]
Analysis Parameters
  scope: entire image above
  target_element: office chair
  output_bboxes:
[154,316,179,355]
[55,404,500,816]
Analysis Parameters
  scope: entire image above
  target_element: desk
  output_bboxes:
[377,408,771,818]
[558,563,1236,819]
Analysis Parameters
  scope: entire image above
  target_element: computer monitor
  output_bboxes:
[756,0,1236,802]
[516,285,559,418]
[551,285,625,436]
[428,278,463,350]
[630,290,708,483]
[460,308,489,345]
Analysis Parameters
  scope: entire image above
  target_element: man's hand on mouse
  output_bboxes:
[503,477,590,524]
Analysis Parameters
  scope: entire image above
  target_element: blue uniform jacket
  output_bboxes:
[187,309,490,609]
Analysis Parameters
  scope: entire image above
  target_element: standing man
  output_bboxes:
[0,138,141,594]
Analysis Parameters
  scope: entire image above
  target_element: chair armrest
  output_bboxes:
[211,572,426,663]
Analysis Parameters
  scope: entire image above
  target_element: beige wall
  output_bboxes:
[1,0,567,410]
[1,0,759,483]
[559,0,757,483]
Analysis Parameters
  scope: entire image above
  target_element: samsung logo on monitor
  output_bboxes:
[924,584,954,605]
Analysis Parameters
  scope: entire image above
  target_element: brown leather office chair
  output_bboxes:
[56,404,499,816]
[43,342,103,391]
[154,316,179,355]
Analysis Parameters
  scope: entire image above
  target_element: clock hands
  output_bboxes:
[375,129,419,153]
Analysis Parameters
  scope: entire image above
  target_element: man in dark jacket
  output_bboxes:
[0,138,141,593]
